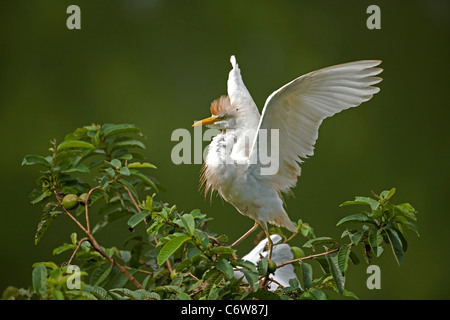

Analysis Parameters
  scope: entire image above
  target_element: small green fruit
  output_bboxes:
[170,270,178,280]
[62,194,79,210]
[291,246,305,259]
[267,259,277,274]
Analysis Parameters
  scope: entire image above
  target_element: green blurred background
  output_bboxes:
[1,0,449,299]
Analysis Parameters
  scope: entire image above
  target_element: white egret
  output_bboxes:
[193,56,382,258]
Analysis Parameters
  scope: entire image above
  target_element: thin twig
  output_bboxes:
[54,190,144,290]
[84,186,101,233]
[65,237,89,266]
[276,248,340,269]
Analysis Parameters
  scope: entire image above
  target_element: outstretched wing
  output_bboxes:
[249,60,383,193]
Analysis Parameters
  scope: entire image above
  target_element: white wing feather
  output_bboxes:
[249,60,383,193]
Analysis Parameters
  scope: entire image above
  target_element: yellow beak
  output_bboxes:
[192,116,222,127]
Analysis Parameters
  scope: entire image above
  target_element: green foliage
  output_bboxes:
[4,124,419,300]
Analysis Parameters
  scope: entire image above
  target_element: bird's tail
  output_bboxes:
[270,213,297,234]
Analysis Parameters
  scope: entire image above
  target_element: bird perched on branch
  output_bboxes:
[193,55,382,258]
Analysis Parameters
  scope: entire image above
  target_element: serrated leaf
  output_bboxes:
[157,234,191,266]
[216,259,234,280]
[57,140,95,151]
[325,253,345,294]
[338,244,352,273]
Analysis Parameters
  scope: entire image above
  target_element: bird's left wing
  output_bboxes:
[249,60,382,193]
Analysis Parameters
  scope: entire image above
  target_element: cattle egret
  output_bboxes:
[193,55,382,258]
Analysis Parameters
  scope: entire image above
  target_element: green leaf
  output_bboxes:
[303,237,338,248]
[180,213,195,236]
[209,246,236,255]
[127,162,157,169]
[385,228,404,265]
[32,264,48,298]
[63,163,90,174]
[129,169,158,191]
[325,253,345,294]
[100,176,109,190]
[127,211,149,228]
[216,259,234,280]
[111,140,145,151]
[350,231,363,245]
[52,243,75,255]
[31,190,52,205]
[119,167,130,176]
[349,250,360,265]
[57,140,95,151]
[395,203,417,221]
[35,211,60,245]
[340,196,379,211]
[338,244,352,273]
[302,263,313,289]
[380,188,396,200]
[91,263,114,287]
[85,285,110,300]
[102,124,140,138]
[336,214,377,226]
[109,288,160,300]
[246,290,281,300]
[309,288,327,300]
[22,155,51,167]
[241,269,259,290]
[157,234,191,266]
[369,231,384,258]
[257,259,268,276]
[118,179,139,201]
[110,159,122,168]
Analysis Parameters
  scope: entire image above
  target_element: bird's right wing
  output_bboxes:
[249,61,383,193]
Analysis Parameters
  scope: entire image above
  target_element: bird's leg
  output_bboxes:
[230,221,259,248]
[263,228,273,260]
